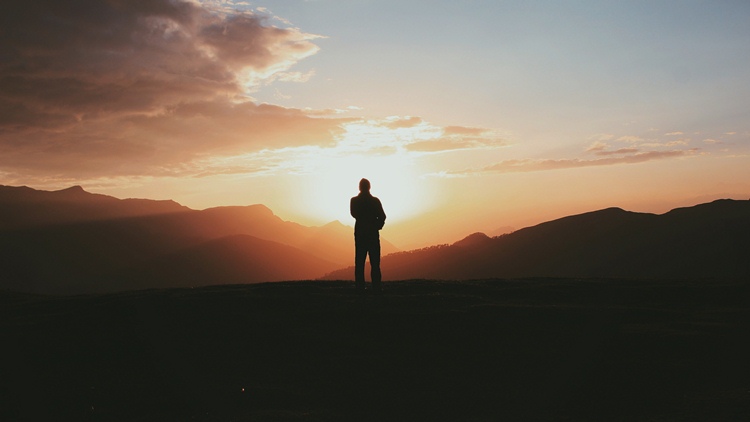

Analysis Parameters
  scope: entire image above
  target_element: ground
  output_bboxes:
[2,279,749,421]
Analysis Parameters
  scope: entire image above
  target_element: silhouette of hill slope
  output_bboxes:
[0,185,397,293]
[0,185,397,266]
[298,220,399,265]
[0,185,189,230]
[324,199,750,280]
[191,208,397,265]
[100,235,340,292]
[1,221,342,294]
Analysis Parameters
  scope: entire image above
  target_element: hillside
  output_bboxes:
[98,235,340,293]
[324,199,750,280]
[0,185,189,229]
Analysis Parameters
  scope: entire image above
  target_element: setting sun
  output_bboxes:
[300,149,433,225]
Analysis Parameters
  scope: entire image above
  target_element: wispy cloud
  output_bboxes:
[452,149,698,175]
[381,116,424,130]
[443,126,489,136]
[593,148,641,156]
[587,141,638,156]
[404,125,506,152]
[616,135,646,143]
[182,116,509,179]
[273,70,317,83]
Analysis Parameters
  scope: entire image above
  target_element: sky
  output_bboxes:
[1,0,749,248]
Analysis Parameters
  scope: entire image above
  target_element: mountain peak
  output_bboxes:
[595,206,628,214]
[454,232,492,248]
[54,185,88,195]
[0,184,189,230]
[664,198,750,219]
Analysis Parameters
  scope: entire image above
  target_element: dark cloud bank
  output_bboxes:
[0,0,345,178]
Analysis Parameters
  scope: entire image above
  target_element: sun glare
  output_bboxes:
[287,119,444,226]
[301,152,432,225]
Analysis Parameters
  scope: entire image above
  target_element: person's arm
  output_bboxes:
[376,198,386,230]
[350,197,358,219]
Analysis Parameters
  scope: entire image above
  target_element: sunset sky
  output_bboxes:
[2,0,749,248]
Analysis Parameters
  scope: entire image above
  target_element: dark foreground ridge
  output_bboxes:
[2,279,749,421]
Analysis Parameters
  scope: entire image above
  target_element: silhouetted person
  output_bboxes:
[350,178,386,293]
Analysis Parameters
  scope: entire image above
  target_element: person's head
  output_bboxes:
[359,178,371,193]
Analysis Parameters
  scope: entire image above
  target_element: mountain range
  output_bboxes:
[2,185,748,294]
[324,199,750,280]
[0,185,397,293]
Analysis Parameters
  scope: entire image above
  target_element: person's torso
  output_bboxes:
[352,194,382,233]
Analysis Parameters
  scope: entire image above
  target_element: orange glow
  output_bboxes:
[300,151,434,226]
[269,120,441,225]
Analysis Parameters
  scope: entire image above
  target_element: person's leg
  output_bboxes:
[354,235,367,291]
[369,236,382,291]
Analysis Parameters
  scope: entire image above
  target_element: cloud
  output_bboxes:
[454,149,698,175]
[616,135,646,143]
[664,139,689,147]
[0,100,351,177]
[638,140,690,148]
[592,148,640,156]
[273,70,316,83]
[443,126,489,136]
[318,116,506,154]
[301,107,363,116]
[587,140,641,156]
[405,125,505,152]
[406,136,506,152]
[606,133,692,149]
[0,0,331,178]
[407,138,477,152]
[381,116,423,129]
[586,141,608,152]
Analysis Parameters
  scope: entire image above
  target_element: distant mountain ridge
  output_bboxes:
[324,199,750,280]
[0,185,190,230]
[0,185,397,293]
[3,185,747,294]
